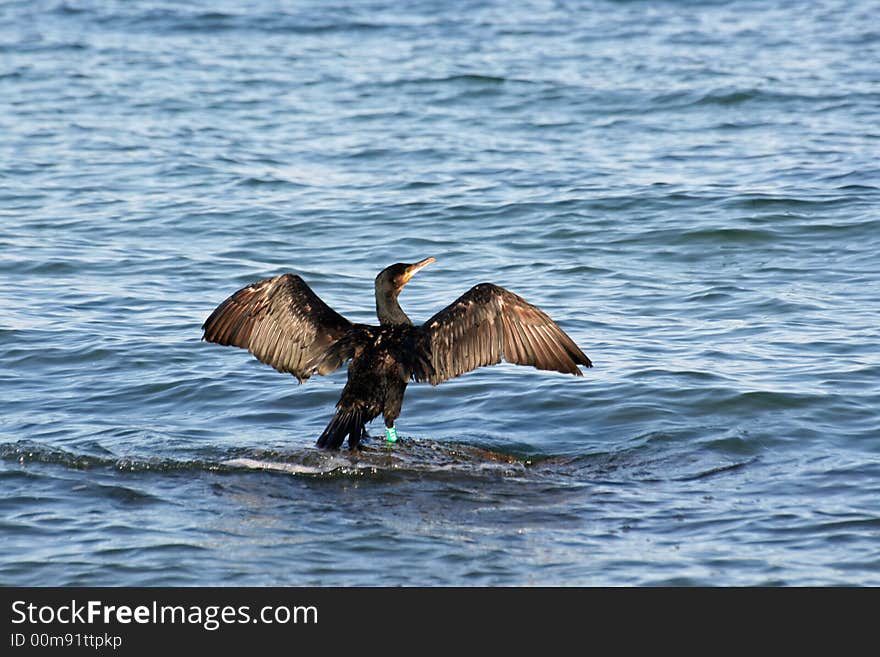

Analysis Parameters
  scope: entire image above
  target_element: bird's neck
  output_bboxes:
[376,288,412,326]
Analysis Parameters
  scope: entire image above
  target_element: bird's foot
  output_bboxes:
[385,426,398,444]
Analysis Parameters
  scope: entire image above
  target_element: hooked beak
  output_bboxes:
[403,256,436,283]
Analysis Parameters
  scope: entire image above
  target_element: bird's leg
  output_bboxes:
[385,421,398,443]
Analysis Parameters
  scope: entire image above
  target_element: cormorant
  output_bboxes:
[201,258,592,449]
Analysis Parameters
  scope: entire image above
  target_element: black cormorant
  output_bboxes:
[201,258,592,449]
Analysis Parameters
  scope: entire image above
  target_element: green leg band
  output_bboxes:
[385,426,398,443]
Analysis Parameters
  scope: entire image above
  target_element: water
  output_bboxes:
[2,0,878,586]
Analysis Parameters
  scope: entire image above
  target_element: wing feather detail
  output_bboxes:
[202,273,353,382]
[420,283,592,385]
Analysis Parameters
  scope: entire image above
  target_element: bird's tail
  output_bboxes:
[316,406,367,450]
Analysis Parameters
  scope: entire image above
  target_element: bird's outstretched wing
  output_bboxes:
[202,273,352,382]
[419,283,592,385]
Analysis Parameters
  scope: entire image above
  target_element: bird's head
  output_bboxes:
[375,257,436,296]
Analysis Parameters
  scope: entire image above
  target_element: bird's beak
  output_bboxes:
[403,257,436,283]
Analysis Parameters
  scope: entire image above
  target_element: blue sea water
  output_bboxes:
[1,0,878,586]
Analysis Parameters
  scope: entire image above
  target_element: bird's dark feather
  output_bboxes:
[201,273,352,382]
[419,283,592,385]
